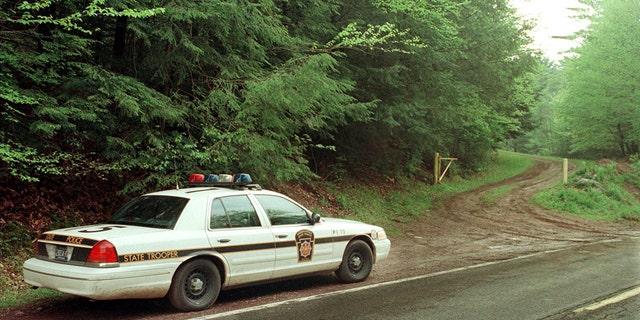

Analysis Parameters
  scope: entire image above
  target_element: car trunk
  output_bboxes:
[35,224,166,266]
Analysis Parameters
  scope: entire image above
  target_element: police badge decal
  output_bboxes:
[295,230,315,262]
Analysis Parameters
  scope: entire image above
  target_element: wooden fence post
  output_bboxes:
[563,158,569,184]
[434,152,440,185]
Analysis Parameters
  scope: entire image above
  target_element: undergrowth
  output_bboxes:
[322,150,536,234]
[1,213,85,309]
[0,250,64,309]
[533,157,640,222]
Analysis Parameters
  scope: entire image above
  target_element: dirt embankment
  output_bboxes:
[4,158,639,320]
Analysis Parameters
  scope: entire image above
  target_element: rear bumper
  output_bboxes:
[23,258,177,300]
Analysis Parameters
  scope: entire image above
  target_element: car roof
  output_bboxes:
[144,186,278,200]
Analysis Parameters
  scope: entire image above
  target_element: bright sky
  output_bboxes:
[510,0,592,62]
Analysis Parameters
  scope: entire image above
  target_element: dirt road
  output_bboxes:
[4,158,638,320]
[380,157,638,281]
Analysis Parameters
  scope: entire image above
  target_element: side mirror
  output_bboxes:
[309,212,321,225]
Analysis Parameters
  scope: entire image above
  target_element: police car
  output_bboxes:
[23,173,391,312]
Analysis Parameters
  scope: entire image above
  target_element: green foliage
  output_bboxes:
[189,54,372,183]
[0,139,62,182]
[13,0,164,34]
[113,0,377,186]
[328,151,536,232]
[0,222,32,259]
[509,1,640,160]
[625,154,640,189]
[328,22,427,53]
[334,0,538,175]
[2,0,539,192]
[534,161,640,221]
[556,0,640,158]
[506,62,574,157]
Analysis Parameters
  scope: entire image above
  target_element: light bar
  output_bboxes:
[188,173,205,182]
[185,173,258,189]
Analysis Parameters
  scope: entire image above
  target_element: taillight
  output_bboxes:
[86,240,119,265]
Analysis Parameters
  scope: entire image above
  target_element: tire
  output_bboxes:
[336,240,373,283]
[168,259,221,312]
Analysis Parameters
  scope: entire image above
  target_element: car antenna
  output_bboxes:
[174,156,180,190]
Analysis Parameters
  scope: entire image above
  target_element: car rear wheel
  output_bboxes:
[168,259,221,312]
[336,240,373,283]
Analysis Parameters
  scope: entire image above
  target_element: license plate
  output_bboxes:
[55,246,70,261]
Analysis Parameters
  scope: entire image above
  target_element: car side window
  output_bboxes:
[255,195,309,226]
[210,196,261,229]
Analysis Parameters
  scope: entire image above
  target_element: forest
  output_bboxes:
[1,1,639,227]
[510,0,640,159]
[1,0,538,188]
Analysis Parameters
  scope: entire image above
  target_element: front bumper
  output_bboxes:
[374,238,391,262]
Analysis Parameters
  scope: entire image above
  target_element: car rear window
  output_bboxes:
[107,195,188,229]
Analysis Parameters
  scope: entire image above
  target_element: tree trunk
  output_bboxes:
[113,16,128,58]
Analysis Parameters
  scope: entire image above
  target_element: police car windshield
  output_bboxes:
[108,195,188,229]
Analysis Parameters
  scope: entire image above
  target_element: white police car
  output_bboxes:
[23,174,391,312]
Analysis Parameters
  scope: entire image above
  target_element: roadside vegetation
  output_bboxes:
[534,158,640,222]
[316,151,536,231]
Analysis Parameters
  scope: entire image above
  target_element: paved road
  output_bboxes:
[544,288,640,320]
[194,237,640,320]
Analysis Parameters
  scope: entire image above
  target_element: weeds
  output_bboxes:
[323,150,535,234]
[0,222,33,259]
[0,250,65,309]
[533,160,640,221]
[0,212,83,310]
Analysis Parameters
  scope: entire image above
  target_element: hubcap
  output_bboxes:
[190,277,204,292]
[350,254,362,271]
[186,271,207,298]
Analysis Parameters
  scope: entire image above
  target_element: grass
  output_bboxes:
[322,150,536,234]
[0,251,68,309]
[432,150,536,196]
[482,185,517,206]
[1,287,64,309]
[533,160,640,222]
[1,213,84,309]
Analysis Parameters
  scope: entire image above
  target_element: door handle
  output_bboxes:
[276,234,288,239]
[217,238,231,243]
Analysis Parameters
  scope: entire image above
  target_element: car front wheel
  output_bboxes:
[336,240,373,283]
[168,259,221,312]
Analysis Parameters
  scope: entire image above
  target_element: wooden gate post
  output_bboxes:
[434,152,441,184]
[563,158,569,184]
[434,153,457,184]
